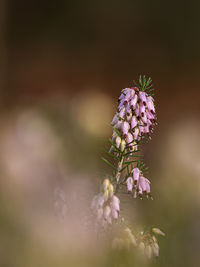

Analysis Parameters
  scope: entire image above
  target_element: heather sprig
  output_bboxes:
[102,75,157,198]
[91,75,164,259]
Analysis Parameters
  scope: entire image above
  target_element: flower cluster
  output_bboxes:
[91,76,164,259]
[126,167,151,199]
[91,179,120,227]
[137,228,165,258]
[111,87,156,152]
[112,226,165,259]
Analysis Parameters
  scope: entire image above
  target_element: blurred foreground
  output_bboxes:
[0,92,199,267]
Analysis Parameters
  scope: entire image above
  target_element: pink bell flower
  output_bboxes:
[132,167,140,184]
[114,120,122,130]
[111,114,118,125]
[139,103,146,117]
[131,115,137,129]
[126,132,133,145]
[135,104,140,118]
[141,114,148,124]
[147,96,155,114]
[119,107,126,119]
[130,95,138,109]
[122,121,130,136]
[139,91,147,105]
[126,177,133,192]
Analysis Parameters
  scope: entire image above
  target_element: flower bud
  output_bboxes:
[103,179,110,191]
[152,228,165,236]
[109,183,114,197]
[115,136,121,148]
[104,189,109,201]
[152,235,157,243]
[120,139,126,152]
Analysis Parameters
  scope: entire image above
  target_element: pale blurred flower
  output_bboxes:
[152,228,165,236]
[91,179,120,227]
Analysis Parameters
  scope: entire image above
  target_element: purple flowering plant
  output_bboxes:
[91,76,164,258]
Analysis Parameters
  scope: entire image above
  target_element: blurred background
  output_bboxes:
[0,0,200,266]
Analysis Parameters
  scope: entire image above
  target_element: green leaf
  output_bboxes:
[130,155,143,158]
[112,126,121,137]
[139,75,142,86]
[123,150,140,157]
[102,149,118,160]
[117,115,125,121]
[120,165,128,172]
[146,77,152,86]
[109,139,121,153]
[101,157,118,171]
[148,88,154,92]
[131,162,133,169]
[133,81,138,87]
[126,165,130,176]
[124,160,138,165]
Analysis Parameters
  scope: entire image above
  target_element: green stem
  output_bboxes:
[116,156,125,183]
